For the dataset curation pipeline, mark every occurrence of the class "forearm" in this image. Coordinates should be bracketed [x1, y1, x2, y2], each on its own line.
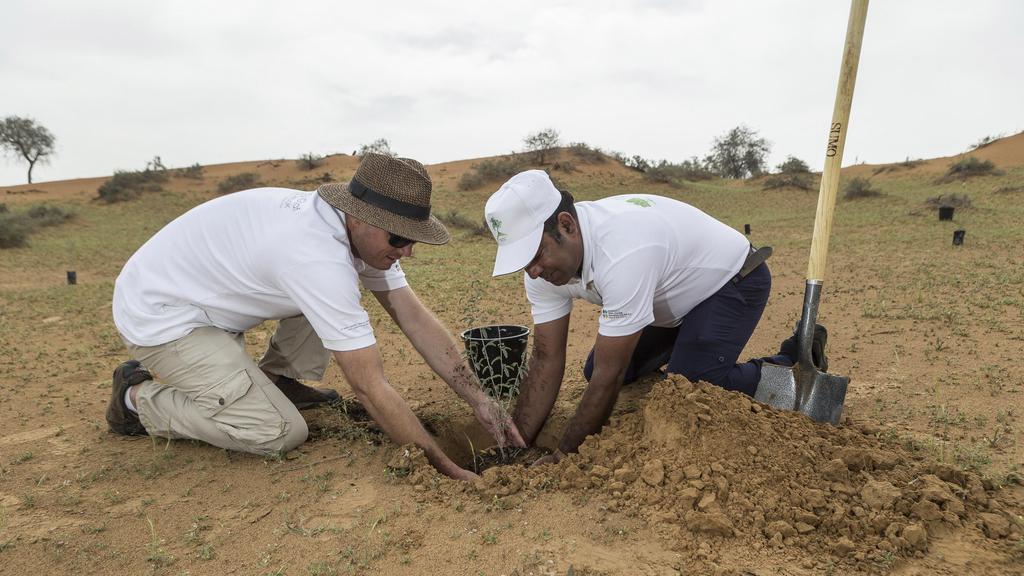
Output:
[512, 344, 565, 445]
[352, 375, 462, 475]
[557, 363, 624, 454]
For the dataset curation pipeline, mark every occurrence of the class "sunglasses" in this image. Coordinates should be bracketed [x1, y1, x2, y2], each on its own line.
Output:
[388, 233, 415, 249]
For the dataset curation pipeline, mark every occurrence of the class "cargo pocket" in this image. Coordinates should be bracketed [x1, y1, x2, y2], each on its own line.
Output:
[194, 369, 287, 451]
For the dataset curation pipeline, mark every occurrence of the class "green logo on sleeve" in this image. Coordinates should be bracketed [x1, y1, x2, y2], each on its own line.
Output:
[626, 197, 654, 208]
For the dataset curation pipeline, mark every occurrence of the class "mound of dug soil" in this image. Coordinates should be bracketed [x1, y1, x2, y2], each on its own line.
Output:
[396, 376, 1022, 573]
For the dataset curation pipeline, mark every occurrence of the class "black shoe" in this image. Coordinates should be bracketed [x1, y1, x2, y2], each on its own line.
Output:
[107, 360, 150, 436]
[272, 376, 340, 410]
[778, 324, 829, 372]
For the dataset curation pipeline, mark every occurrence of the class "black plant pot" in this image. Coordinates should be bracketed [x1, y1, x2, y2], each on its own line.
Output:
[938, 206, 954, 221]
[460, 325, 530, 400]
[953, 229, 965, 246]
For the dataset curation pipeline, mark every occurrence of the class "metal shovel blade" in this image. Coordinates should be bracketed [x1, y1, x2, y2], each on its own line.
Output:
[754, 281, 849, 424]
[754, 362, 848, 424]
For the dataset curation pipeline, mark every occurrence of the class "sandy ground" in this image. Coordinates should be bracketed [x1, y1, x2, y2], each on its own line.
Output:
[1, 137, 1022, 575]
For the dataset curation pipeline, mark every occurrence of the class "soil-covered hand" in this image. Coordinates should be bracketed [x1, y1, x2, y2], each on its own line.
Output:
[529, 450, 564, 468]
[446, 466, 480, 481]
[473, 399, 527, 449]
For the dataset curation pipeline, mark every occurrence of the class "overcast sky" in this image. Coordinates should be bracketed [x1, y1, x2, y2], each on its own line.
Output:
[1, 0, 1021, 186]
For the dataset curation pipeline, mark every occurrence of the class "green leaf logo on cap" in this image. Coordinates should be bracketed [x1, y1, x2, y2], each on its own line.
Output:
[626, 197, 654, 208]
[489, 216, 508, 242]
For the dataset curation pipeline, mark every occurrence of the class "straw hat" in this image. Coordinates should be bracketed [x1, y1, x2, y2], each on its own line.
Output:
[317, 153, 450, 245]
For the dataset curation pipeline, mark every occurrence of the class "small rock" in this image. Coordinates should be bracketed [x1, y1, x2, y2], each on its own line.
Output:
[794, 522, 815, 534]
[590, 465, 612, 479]
[746, 446, 758, 456]
[911, 499, 942, 521]
[642, 459, 665, 486]
[684, 464, 702, 479]
[697, 492, 717, 510]
[918, 474, 955, 503]
[833, 537, 856, 556]
[613, 466, 638, 484]
[943, 497, 966, 516]
[766, 520, 797, 538]
[794, 510, 820, 527]
[822, 459, 849, 482]
[803, 488, 827, 509]
[979, 512, 1010, 539]
[902, 523, 928, 550]
[860, 480, 901, 510]
[678, 487, 700, 509]
[838, 447, 874, 471]
[684, 511, 735, 537]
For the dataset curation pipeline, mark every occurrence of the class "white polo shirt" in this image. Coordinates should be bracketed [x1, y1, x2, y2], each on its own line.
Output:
[524, 194, 749, 337]
[112, 188, 407, 351]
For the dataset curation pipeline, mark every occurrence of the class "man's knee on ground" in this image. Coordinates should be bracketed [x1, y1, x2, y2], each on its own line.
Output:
[673, 364, 731, 388]
[277, 417, 309, 453]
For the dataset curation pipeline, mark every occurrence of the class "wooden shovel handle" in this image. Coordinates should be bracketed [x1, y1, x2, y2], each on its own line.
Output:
[808, 0, 869, 282]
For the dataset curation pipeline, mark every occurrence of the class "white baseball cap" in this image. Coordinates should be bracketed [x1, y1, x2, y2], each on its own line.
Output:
[485, 170, 562, 277]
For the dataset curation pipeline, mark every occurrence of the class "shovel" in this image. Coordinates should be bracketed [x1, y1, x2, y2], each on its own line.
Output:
[753, 0, 869, 424]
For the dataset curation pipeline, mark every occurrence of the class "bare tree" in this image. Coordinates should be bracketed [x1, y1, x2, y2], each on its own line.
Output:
[523, 128, 561, 165]
[0, 116, 56, 184]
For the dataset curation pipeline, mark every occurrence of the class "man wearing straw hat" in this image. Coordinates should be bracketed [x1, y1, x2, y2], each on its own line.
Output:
[108, 153, 523, 480]
[484, 170, 826, 464]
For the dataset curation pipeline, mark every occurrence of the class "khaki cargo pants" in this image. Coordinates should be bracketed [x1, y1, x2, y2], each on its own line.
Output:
[122, 316, 331, 456]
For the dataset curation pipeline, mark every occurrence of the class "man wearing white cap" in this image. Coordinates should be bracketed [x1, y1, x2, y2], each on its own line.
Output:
[485, 170, 825, 463]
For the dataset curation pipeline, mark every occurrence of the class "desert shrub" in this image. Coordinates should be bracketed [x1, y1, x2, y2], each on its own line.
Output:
[296, 153, 324, 170]
[776, 156, 810, 174]
[27, 203, 74, 226]
[523, 128, 560, 165]
[0, 203, 7, 213]
[97, 168, 169, 203]
[217, 172, 262, 195]
[358, 138, 395, 157]
[621, 155, 650, 172]
[0, 214, 28, 248]
[175, 163, 204, 179]
[436, 209, 490, 237]
[457, 155, 528, 191]
[843, 177, 882, 200]
[873, 157, 924, 175]
[969, 134, 1004, 151]
[567, 142, 607, 164]
[631, 158, 714, 185]
[936, 156, 1001, 183]
[925, 193, 972, 209]
[641, 161, 676, 186]
[764, 172, 815, 191]
[673, 157, 715, 181]
[552, 159, 576, 172]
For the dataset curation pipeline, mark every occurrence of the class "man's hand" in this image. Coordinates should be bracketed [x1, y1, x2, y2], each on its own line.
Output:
[448, 467, 481, 481]
[530, 449, 565, 467]
[472, 398, 527, 449]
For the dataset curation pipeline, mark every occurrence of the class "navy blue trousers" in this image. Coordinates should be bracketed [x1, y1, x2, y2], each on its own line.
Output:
[583, 262, 789, 397]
